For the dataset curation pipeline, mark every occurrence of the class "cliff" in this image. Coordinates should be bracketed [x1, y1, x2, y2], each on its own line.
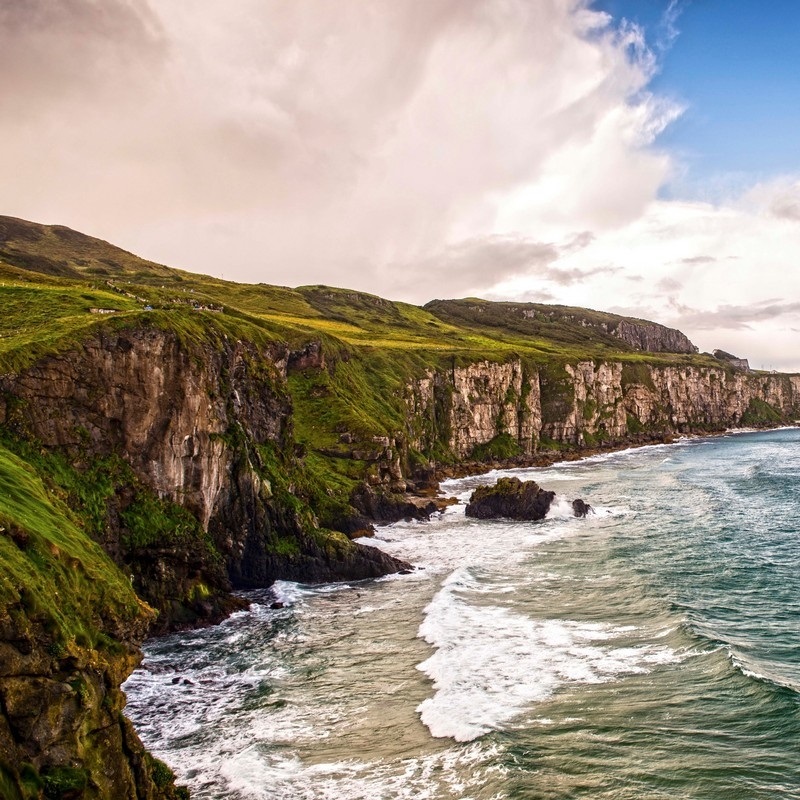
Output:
[0, 444, 185, 799]
[0, 323, 406, 628]
[1, 215, 798, 798]
[404, 359, 800, 461]
[424, 298, 699, 354]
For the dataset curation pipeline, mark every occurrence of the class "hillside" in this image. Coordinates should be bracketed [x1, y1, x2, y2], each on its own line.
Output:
[1, 215, 798, 798]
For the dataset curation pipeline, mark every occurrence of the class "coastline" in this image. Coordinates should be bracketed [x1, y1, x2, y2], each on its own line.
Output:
[425, 423, 800, 487]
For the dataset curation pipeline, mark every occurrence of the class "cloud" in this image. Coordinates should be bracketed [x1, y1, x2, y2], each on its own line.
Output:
[741, 177, 800, 222]
[386, 234, 623, 301]
[681, 255, 716, 265]
[384, 236, 559, 300]
[0, 0, 680, 291]
[767, 190, 800, 222]
[670, 300, 800, 331]
[0, 1, 165, 116]
[657, 0, 685, 52]
[657, 277, 682, 291]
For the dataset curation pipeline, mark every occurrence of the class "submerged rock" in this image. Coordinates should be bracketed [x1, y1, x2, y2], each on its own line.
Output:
[572, 498, 593, 518]
[465, 477, 555, 520]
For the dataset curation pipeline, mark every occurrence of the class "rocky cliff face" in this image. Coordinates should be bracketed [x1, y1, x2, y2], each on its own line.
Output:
[0, 326, 405, 624]
[611, 319, 697, 354]
[405, 359, 800, 459]
[0, 607, 183, 800]
[405, 360, 541, 459]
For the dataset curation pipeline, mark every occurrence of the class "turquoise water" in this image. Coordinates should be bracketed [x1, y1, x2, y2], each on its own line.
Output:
[125, 429, 800, 799]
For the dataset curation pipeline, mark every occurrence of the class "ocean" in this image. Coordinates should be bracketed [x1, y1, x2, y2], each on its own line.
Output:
[124, 428, 800, 799]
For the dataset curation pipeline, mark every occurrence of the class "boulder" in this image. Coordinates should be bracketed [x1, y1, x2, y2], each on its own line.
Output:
[465, 477, 555, 520]
[572, 498, 593, 518]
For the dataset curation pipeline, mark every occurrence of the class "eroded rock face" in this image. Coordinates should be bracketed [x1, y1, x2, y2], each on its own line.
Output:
[0, 328, 409, 612]
[407, 358, 800, 458]
[406, 360, 541, 459]
[0, 328, 289, 531]
[0, 605, 183, 800]
[465, 477, 555, 520]
[612, 319, 697, 354]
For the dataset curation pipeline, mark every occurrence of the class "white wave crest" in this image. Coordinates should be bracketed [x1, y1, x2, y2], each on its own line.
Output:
[416, 568, 676, 742]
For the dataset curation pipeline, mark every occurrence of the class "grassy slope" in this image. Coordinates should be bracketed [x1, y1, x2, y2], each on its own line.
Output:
[0, 442, 150, 654]
[0, 217, 721, 368]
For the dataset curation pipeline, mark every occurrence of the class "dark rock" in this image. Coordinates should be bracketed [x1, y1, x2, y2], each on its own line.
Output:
[572, 498, 593, 518]
[269, 601, 285, 610]
[465, 477, 555, 520]
[287, 340, 325, 371]
[350, 484, 436, 525]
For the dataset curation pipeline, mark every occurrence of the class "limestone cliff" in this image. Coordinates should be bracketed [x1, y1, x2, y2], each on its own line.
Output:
[405, 360, 540, 459]
[404, 358, 800, 460]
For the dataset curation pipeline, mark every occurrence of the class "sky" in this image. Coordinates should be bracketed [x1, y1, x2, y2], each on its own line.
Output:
[2, 0, 800, 370]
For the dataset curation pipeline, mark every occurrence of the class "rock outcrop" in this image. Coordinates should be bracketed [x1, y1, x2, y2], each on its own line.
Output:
[713, 349, 750, 371]
[465, 477, 555, 520]
[0, 326, 409, 626]
[0, 611, 184, 800]
[572, 499, 593, 517]
[612, 319, 697, 354]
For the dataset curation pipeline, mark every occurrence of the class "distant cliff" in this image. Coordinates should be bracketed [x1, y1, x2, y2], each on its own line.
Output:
[403, 358, 799, 462]
[424, 298, 699, 354]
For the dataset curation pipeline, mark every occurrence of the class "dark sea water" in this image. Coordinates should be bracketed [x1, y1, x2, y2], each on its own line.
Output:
[124, 428, 800, 799]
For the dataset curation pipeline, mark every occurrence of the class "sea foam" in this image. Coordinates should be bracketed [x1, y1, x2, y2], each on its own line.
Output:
[416, 567, 676, 742]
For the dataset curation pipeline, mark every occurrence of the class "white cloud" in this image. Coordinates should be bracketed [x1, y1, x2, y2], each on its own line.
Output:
[490, 194, 800, 370]
[0, 0, 677, 285]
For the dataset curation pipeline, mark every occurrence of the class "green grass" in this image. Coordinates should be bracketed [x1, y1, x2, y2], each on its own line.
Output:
[0, 442, 150, 653]
[0, 216, 735, 381]
[471, 432, 522, 462]
[741, 398, 784, 426]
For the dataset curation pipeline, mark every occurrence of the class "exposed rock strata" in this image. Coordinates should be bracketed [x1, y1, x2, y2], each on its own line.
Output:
[0, 580, 182, 799]
[0, 327, 408, 618]
[405, 359, 800, 459]
[612, 319, 697, 354]
[405, 360, 540, 459]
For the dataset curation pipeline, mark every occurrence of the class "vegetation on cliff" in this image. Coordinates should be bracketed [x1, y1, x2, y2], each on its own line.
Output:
[0, 443, 184, 799]
[1, 214, 799, 798]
